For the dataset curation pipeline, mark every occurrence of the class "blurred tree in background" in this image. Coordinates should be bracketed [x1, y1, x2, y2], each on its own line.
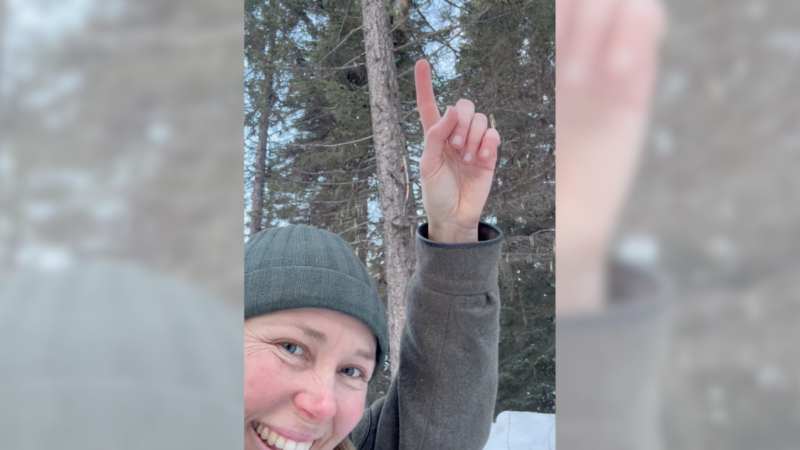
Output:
[1, 0, 243, 302]
[244, 0, 554, 415]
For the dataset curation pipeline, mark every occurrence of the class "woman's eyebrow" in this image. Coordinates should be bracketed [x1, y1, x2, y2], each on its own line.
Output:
[355, 349, 375, 362]
[287, 321, 327, 344]
[283, 321, 374, 361]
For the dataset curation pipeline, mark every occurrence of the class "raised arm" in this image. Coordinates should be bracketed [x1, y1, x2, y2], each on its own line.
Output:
[349, 59, 503, 450]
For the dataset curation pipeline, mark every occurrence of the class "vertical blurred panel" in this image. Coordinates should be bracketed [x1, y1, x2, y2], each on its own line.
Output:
[558, 0, 800, 448]
[626, 0, 800, 448]
[0, 0, 243, 448]
[555, 0, 671, 448]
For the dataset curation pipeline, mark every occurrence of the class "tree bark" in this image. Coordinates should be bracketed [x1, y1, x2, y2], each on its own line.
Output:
[248, 0, 278, 238]
[361, 0, 417, 379]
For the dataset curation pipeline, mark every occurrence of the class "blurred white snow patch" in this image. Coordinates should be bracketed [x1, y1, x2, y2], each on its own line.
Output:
[0, 146, 16, 189]
[483, 411, 555, 450]
[147, 120, 172, 145]
[614, 233, 660, 267]
[764, 30, 800, 57]
[15, 243, 74, 271]
[25, 167, 94, 191]
[651, 127, 674, 156]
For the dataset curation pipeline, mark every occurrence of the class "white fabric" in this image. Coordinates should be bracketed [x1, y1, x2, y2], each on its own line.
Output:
[483, 411, 556, 450]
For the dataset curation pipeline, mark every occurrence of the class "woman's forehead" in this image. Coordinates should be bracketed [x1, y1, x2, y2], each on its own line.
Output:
[267, 307, 357, 323]
[249, 308, 376, 348]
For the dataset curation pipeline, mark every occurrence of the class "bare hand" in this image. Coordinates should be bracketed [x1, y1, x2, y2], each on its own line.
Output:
[415, 59, 501, 243]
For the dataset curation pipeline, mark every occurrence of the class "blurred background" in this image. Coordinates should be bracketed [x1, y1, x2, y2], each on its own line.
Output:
[1, 1, 243, 448]
[1, 0, 242, 302]
[626, 0, 800, 447]
[557, 0, 800, 448]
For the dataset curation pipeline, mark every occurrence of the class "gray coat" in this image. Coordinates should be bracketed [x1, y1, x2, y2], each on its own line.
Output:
[350, 223, 503, 450]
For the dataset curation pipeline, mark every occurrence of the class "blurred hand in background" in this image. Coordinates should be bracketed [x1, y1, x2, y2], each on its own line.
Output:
[556, 0, 666, 314]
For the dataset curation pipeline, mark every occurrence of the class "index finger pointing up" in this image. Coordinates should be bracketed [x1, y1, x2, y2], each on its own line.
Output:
[415, 59, 441, 135]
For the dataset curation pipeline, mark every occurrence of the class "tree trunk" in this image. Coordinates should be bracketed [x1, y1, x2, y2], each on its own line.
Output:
[248, 0, 278, 238]
[361, 0, 416, 379]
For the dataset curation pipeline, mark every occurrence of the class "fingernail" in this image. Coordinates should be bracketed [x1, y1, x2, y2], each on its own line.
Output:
[463, 153, 472, 163]
[481, 149, 490, 158]
[452, 136, 462, 146]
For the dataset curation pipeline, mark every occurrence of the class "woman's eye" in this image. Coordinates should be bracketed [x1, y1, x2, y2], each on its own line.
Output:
[281, 343, 304, 356]
[341, 367, 362, 378]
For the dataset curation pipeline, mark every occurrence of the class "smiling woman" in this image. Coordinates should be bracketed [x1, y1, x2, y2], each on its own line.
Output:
[244, 59, 504, 450]
[245, 307, 377, 450]
[244, 224, 389, 450]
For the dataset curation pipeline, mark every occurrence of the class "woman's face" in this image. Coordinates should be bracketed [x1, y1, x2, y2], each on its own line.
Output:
[245, 308, 377, 450]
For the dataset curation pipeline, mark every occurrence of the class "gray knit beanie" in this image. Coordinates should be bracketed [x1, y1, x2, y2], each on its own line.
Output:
[245, 224, 389, 368]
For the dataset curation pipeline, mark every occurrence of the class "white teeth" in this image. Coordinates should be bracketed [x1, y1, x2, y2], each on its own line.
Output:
[254, 424, 314, 450]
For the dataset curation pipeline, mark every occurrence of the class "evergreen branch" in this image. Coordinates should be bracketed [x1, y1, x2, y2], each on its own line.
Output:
[289, 164, 377, 175]
[440, 0, 468, 12]
[395, 4, 492, 54]
[288, 135, 373, 148]
[318, 25, 363, 65]
[284, 178, 370, 186]
[388, 0, 432, 34]
[335, 0, 355, 46]
[320, 5, 487, 80]
[312, 196, 376, 204]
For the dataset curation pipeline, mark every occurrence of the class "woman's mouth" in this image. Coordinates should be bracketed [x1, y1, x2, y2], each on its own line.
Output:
[252, 421, 316, 450]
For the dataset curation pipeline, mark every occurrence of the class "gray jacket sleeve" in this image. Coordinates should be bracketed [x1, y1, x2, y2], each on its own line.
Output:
[350, 222, 503, 450]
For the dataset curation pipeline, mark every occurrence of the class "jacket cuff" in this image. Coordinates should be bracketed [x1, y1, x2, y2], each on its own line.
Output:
[414, 222, 503, 295]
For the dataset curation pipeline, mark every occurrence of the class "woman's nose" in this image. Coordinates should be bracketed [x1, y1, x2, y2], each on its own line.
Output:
[294, 373, 337, 422]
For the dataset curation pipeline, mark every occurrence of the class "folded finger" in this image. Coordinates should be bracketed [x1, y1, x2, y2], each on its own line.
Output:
[423, 106, 459, 162]
[475, 128, 500, 170]
[449, 99, 475, 150]
[556, 0, 578, 45]
[461, 113, 487, 164]
[561, 0, 622, 85]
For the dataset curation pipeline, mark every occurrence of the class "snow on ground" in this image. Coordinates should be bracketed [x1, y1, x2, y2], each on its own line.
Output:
[483, 411, 556, 450]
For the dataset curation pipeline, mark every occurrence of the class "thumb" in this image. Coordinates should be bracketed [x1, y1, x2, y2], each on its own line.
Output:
[424, 106, 459, 158]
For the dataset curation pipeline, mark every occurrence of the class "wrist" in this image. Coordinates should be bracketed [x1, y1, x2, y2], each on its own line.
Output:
[556, 259, 608, 315]
[427, 221, 479, 244]
[556, 242, 609, 315]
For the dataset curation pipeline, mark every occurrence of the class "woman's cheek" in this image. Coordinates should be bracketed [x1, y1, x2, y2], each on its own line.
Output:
[245, 347, 288, 415]
[335, 388, 368, 440]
